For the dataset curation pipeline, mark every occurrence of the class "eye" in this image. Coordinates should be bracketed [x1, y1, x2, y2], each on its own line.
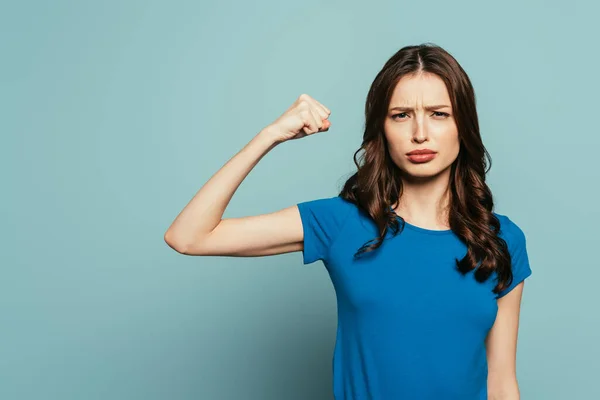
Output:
[432, 111, 449, 118]
[392, 112, 408, 120]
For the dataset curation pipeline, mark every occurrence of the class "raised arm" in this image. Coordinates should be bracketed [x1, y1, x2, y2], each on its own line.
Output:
[163, 94, 331, 256]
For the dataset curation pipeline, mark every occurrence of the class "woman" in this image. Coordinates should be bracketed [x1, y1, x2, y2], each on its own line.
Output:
[164, 43, 532, 400]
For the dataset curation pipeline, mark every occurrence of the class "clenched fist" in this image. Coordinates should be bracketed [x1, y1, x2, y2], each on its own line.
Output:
[263, 94, 332, 143]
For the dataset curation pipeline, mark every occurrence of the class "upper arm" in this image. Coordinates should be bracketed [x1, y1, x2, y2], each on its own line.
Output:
[486, 281, 525, 395]
[174, 195, 352, 263]
[176, 204, 305, 256]
[486, 214, 533, 395]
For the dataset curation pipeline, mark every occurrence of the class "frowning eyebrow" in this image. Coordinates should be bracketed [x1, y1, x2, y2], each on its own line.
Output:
[389, 105, 451, 111]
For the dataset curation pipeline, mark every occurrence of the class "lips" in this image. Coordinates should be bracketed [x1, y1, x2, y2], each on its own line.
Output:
[406, 149, 437, 164]
[406, 149, 436, 155]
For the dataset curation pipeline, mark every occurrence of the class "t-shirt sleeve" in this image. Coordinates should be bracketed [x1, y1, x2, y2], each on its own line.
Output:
[296, 196, 352, 265]
[496, 216, 533, 299]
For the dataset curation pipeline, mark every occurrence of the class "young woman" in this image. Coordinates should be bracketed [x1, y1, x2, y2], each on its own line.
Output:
[164, 43, 532, 400]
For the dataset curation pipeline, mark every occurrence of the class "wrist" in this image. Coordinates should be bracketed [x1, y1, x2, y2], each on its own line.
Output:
[249, 127, 281, 154]
[257, 126, 283, 147]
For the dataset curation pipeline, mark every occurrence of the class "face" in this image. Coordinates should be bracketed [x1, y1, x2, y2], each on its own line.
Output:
[383, 72, 460, 181]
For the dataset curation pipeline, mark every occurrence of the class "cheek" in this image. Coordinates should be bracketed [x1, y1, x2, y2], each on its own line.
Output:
[432, 121, 458, 143]
[384, 124, 411, 150]
[439, 130, 461, 161]
[384, 136, 408, 163]
[449, 131, 460, 152]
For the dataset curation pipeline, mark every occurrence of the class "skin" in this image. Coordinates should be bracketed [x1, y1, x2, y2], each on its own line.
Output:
[384, 72, 525, 399]
[164, 85, 525, 398]
[486, 285, 525, 399]
[383, 71, 459, 231]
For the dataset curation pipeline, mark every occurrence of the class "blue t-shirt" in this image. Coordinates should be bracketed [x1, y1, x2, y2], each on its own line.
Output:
[296, 195, 532, 400]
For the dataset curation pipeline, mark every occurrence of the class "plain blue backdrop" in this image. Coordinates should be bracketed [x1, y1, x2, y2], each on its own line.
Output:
[2, 0, 598, 398]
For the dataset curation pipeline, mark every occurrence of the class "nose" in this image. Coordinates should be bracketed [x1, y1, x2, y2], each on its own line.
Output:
[411, 119, 428, 144]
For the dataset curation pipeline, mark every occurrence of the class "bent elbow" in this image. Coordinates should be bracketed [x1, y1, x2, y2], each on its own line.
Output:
[164, 231, 189, 254]
[164, 231, 211, 256]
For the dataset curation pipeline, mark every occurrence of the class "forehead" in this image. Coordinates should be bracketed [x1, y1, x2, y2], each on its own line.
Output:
[389, 72, 451, 105]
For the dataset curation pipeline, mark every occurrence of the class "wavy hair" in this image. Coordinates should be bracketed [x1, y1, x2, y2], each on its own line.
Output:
[339, 43, 513, 296]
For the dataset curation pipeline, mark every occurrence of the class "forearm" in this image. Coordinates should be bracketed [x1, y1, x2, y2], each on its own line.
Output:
[488, 385, 520, 400]
[164, 128, 280, 250]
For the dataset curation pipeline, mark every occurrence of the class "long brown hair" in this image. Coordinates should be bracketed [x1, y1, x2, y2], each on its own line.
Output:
[339, 43, 513, 296]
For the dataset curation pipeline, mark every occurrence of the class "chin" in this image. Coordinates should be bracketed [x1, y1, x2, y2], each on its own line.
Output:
[400, 163, 448, 180]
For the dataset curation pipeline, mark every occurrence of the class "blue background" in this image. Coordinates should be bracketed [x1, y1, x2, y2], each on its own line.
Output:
[2, 0, 598, 398]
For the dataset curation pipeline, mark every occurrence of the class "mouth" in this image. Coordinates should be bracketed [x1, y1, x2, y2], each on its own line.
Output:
[406, 149, 436, 155]
[406, 152, 437, 163]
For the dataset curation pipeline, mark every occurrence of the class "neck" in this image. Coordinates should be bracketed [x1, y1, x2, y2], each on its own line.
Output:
[392, 168, 452, 230]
